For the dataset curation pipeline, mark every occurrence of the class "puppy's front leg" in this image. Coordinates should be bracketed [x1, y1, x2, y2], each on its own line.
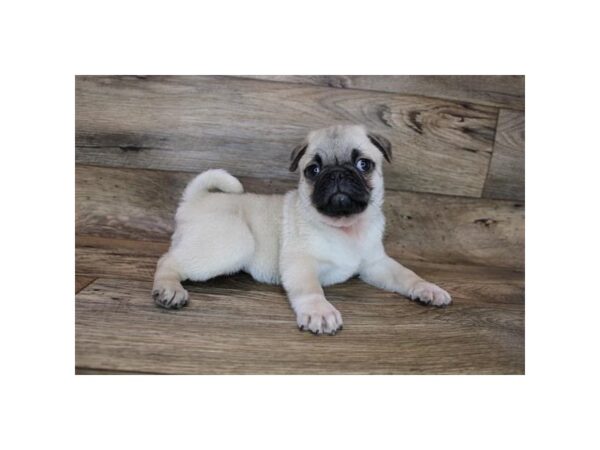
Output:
[281, 254, 343, 335]
[360, 251, 452, 307]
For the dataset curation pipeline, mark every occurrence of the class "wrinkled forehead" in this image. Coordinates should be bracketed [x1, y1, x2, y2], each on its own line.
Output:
[305, 126, 380, 163]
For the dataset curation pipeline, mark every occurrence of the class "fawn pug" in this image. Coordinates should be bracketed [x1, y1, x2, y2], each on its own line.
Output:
[153, 125, 451, 335]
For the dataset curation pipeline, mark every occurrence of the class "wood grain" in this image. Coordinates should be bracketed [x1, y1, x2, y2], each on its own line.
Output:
[76, 367, 154, 375]
[242, 75, 525, 110]
[76, 165, 524, 269]
[75, 236, 524, 307]
[384, 191, 524, 269]
[76, 236, 167, 281]
[483, 109, 525, 201]
[76, 75, 499, 197]
[76, 277, 523, 374]
[75, 276, 95, 293]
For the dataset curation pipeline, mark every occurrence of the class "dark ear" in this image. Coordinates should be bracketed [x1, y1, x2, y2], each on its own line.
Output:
[367, 132, 392, 163]
[289, 141, 308, 172]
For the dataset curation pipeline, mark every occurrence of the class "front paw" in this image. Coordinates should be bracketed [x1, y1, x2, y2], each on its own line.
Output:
[293, 295, 343, 335]
[410, 281, 452, 307]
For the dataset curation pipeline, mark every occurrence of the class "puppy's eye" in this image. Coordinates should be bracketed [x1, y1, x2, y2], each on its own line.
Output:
[356, 158, 372, 172]
[304, 164, 321, 178]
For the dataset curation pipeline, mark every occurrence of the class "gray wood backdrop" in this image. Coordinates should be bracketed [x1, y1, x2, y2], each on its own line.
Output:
[76, 75, 524, 200]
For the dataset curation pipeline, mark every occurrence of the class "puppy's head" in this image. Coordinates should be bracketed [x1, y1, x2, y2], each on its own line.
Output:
[290, 125, 392, 224]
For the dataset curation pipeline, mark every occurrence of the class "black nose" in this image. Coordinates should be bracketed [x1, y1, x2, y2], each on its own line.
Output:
[328, 169, 348, 182]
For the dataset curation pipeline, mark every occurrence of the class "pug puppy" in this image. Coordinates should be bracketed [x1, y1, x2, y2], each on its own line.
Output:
[153, 124, 451, 335]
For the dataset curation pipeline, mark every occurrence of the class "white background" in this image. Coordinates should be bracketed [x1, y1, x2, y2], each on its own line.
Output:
[1, 0, 599, 448]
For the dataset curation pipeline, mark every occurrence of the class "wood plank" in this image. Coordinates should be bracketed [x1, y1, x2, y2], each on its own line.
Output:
[384, 190, 524, 269]
[76, 367, 154, 375]
[75, 276, 95, 294]
[242, 75, 525, 110]
[76, 236, 166, 281]
[76, 165, 524, 269]
[483, 109, 525, 201]
[76, 75, 498, 197]
[75, 165, 293, 242]
[76, 235, 169, 255]
[76, 277, 523, 374]
[75, 236, 524, 306]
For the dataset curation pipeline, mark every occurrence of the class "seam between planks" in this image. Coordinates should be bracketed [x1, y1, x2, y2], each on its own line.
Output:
[480, 108, 503, 198]
[480, 109, 525, 201]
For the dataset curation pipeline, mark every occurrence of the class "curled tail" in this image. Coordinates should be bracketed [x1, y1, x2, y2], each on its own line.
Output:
[182, 169, 244, 202]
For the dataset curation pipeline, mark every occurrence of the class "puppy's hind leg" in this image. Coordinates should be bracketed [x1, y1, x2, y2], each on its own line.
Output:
[154, 214, 256, 309]
[152, 253, 189, 309]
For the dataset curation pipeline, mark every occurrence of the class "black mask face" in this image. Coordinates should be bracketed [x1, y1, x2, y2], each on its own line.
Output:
[304, 153, 373, 217]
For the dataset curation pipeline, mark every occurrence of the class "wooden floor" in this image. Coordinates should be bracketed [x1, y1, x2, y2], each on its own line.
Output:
[76, 75, 525, 374]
